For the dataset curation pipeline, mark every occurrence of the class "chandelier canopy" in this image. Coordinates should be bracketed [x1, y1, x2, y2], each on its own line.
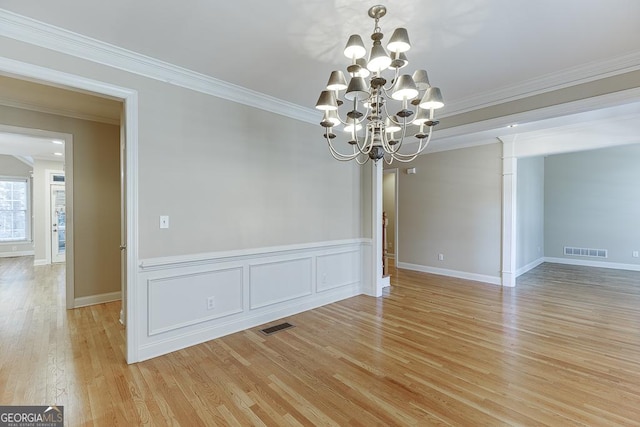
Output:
[315, 5, 444, 164]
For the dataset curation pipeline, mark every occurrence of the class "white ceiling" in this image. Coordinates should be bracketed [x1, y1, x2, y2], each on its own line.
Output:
[0, 0, 639, 154]
[0, 131, 65, 164]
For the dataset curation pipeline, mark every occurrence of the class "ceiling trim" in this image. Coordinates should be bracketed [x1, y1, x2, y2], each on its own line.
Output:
[0, 9, 318, 124]
[442, 50, 640, 117]
[434, 86, 640, 142]
[1, 10, 639, 128]
[0, 97, 119, 125]
[13, 155, 33, 167]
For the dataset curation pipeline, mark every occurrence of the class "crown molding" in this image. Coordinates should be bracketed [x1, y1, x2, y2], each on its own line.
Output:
[442, 50, 640, 117]
[0, 9, 318, 124]
[1, 9, 639, 126]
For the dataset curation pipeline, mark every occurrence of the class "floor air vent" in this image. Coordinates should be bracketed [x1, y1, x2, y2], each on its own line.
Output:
[564, 246, 607, 258]
[259, 322, 295, 336]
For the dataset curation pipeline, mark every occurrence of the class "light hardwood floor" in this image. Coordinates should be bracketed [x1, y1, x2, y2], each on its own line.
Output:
[1, 256, 640, 426]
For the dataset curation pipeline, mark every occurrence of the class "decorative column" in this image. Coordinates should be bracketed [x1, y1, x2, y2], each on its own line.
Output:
[501, 136, 517, 287]
[363, 160, 391, 297]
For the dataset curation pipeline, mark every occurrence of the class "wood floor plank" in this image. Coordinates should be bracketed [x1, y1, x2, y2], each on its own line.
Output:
[2, 256, 640, 426]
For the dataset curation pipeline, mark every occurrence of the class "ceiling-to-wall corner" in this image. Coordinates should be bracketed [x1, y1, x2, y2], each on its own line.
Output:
[0, 9, 318, 125]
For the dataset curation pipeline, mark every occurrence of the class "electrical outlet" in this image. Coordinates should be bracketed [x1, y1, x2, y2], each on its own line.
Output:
[159, 215, 169, 229]
[207, 296, 215, 310]
[633, 251, 639, 258]
[321, 273, 327, 284]
[438, 253, 444, 261]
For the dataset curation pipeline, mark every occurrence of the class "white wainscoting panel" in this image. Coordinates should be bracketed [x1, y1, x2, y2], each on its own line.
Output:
[316, 250, 360, 292]
[136, 239, 368, 361]
[249, 258, 312, 310]
[148, 267, 243, 335]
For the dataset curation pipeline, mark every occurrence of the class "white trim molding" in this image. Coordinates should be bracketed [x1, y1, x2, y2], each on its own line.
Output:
[74, 291, 122, 308]
[0, 250, 34, 258]
[442, 50, 640, 117]
[2, 9, 639, 128]
[544, 257, 640, 272]
[516, 257, 545, 277]
[136, 239, 366, 362]
[501, 137, 518, 287]
[0, 9, 317, 125]
[397, 262, 501, 286]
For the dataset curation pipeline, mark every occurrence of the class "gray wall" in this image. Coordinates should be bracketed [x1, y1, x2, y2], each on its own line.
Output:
[0, 155, 33, 255]
[516, 156, 545, 271]
[545, 144, 640, 265]
[0, 35, 363, 260]
[397, 143, 503, 278]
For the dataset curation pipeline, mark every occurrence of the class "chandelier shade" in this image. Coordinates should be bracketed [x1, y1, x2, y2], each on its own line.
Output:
[367, 43, 392, 72]
[419, 87, 445, 110]
[315, 4, 445, 164]
[315, 90, 338, 111]
[387, 28, 411, 53]
[391, 74, 419, 101]
[345, 77, 370, 101]
[344, 35, 367, 59]
[326, 71, 347, 91]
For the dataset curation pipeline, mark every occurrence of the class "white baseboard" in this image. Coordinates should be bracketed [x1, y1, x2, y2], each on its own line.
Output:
[33, 258, 48, 266]
[544, 257, 640, 272]
[74, 291, 122, 308]
[516, 257, 545, 277]
[0, 250, 34, 258]
[397, 262, 501, 285]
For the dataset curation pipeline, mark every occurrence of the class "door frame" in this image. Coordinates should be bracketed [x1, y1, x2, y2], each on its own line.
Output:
[0, 57, 140, 363]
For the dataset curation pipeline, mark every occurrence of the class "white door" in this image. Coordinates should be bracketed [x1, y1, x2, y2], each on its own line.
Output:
[51, 184, 66, 263]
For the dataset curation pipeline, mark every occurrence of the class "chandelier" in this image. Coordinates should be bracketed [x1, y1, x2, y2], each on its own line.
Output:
[315, 5, 445, 164]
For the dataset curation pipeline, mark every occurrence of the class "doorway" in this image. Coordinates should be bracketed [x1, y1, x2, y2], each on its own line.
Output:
[50, 181, 65, 263]
[383, 168, 398, 271]
[0, 61, 139, 362]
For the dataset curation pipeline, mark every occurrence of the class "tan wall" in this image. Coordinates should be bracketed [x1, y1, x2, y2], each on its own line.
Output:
[0, 105, 121, 298]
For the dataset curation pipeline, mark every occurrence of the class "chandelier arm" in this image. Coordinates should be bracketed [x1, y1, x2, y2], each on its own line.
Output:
[380, 67, 400, 95]
[326, 141, 360, 161]
[390, 153, 419, 163]
[381, 115, 409, 154]
[355, 154, 369, 165]
[353, 125, 374, 155]
[388, 127, 434, 160]
[324, 130, 361, 161]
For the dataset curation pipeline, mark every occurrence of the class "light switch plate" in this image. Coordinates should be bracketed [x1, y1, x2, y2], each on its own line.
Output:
[160, 215, 169, 229]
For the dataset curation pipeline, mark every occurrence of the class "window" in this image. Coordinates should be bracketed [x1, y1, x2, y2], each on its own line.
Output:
[0, 178, 29, 242]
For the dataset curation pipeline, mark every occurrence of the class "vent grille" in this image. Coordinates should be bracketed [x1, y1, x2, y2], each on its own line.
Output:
[259, 322, 295, 336]
[564, 246, 607, 258]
